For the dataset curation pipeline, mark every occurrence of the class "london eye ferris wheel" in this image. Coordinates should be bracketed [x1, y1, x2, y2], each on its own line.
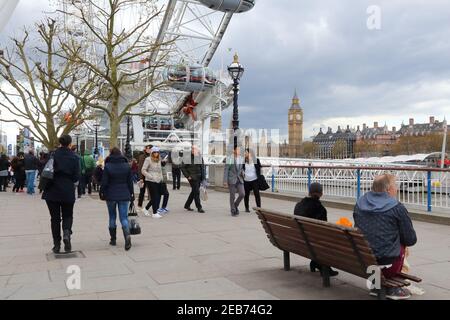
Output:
[53, 0, 256, 148]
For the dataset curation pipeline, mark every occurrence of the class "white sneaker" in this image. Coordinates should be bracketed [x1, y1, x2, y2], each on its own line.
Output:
[143, 209, 151, 217]
[152, 213, 162, 219]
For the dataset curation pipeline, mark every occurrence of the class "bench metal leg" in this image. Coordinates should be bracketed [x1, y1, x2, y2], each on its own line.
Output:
[283, 251, 290, 271]
[377, 287, 387, 300]
[322, 266, 330, 287]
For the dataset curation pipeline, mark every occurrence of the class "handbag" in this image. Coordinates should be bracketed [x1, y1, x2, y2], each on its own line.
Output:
[128, 201, 141, 235]
[257, 175, 270, 191]
[41, 153, 54, 179]
[200, 181, 208, 202]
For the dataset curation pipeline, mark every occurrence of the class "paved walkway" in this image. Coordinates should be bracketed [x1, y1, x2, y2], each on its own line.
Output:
[0, 187, 449, 300]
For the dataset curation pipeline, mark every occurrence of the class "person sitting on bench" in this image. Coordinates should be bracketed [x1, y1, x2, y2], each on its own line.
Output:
[353, 174, 417, 300]
[294, 182, 338, 277]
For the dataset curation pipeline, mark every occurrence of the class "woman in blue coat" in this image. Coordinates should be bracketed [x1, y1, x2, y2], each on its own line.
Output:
[100, 147, 134, 251]
[42, 135, 80, 253]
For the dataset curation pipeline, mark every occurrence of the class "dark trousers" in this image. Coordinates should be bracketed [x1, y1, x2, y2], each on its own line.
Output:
[244, 180, 261, 210]
[13, 173, 25, 192]
[185, 179, 202, 210]
[0, 176, 7, 191]
[138, 184, 147, 207]
[78, 174, 92, 195]
[145, 181, 162, 214]
[161, 183, 169, 208]
[46, 201, 74, 243]
[172, 168, 181, 190]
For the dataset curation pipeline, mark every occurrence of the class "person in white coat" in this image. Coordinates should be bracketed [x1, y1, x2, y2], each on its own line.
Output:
[141, 147, 166, 219]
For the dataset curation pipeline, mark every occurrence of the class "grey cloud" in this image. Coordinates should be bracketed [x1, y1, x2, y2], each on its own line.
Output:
[214, 0, 450, 136]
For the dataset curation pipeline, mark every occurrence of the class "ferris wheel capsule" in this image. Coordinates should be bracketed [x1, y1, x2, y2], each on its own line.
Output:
[164, 64, 217, 92]
[197, 0, 255, 13]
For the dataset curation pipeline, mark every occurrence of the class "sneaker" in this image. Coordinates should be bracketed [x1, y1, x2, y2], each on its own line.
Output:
[152, 213, 162, 219]
[198, 208, 205, 213]
[162, 208, 169, 213]
[143, 209, 151, 217]
[386, 287, 411, 300]
[156, 208, 165, 214]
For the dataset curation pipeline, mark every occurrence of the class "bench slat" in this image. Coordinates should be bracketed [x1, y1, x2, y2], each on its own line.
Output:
[300, 227, 374, 256]
[273, 236, 369, 277]
[300, 222, 371, 250]
[398, 273, 422, 283]
[267, 221, 377, 265]
[255, 208, 422, 291]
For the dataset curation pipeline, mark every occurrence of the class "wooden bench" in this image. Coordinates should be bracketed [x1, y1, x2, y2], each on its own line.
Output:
[254, 207, 422, 299]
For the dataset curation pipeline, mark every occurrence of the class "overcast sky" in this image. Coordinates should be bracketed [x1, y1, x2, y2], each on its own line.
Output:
[1, 0, 450, 146]
[216, 0, 450, 140]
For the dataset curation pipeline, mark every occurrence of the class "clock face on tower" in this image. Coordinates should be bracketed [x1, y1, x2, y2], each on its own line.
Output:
[289, 115, 293, 121]
[296, 114, 302, 121]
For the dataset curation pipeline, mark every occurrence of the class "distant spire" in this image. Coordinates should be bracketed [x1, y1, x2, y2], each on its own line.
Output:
[290, 89, 301, 109]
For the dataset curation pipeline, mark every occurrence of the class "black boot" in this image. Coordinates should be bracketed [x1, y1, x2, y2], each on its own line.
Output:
[109, 227, 117, 246]
[122, 227, 132, 251]
[310, 260, 320, 272]
[52, 240, 61, 254]
[63, 229, 72, 253]
[320, 266, 339, 277]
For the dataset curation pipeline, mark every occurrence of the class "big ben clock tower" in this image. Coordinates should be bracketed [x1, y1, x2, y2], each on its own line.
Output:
[288, 90, 303, 158]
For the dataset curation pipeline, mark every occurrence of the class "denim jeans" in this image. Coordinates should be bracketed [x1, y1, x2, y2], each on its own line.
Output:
[106, 201, 129, 229]
[25, 170, 36, 194]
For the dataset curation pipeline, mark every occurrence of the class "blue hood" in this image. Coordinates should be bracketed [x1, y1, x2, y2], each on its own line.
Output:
[356, 192, 399, 213]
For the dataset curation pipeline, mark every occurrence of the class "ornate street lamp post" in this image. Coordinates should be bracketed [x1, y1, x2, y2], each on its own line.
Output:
[93, 122, 100, 158]
[74, 131, 80, 153]
[227, 53, 245, 150]
[125, 112, 132, 160]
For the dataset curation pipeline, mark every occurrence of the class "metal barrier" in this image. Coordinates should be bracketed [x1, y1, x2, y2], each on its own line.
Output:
[262, 165, 450, 213]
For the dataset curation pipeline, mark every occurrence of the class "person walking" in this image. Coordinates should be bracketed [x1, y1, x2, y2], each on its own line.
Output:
[100, 148, 134, 251]
[78, 150, 95, 197]
[131, 158, 139, 183]
[141, 146, 164, 218]
[159, 158, 170, 214]
[24, 150, 39, 195]
[92, 157, 104, 192]
[223, 146, 245, 216]
[137, 145, 152, 211]
[42, 135, 80, 253]
[171, 152, 182, 190]
[11, 153, 26, 193]
[294, 182, 339, 277]
[0, 154, 10, 192]
[243, 148, 262, 213]
[181, 145, 205, 213]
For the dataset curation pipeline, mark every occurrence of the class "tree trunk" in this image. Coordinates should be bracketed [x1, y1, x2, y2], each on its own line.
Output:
[109, 96, 120, 148]
[109, 118, 119, 148]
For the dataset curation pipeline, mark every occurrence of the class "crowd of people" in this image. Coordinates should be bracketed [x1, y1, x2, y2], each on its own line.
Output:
[0, 135, 265, 255]
[1, 134, 420, 300]
[0, 150, 49, 193]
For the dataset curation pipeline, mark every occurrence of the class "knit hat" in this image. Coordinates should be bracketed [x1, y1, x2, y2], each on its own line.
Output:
[309, 182, 323, 195]
[151, 146, 160, 153]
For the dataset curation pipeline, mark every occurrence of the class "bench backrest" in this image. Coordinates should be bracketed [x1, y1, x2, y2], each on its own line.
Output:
[255, 208, 378, 279]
